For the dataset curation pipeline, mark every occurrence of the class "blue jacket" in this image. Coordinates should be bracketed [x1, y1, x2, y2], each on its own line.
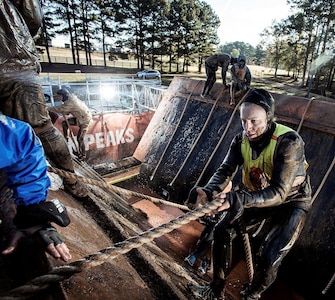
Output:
[0, 114, 50, 205]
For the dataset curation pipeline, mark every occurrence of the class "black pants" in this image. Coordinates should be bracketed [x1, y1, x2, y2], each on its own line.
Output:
[202, 64, 217, 95]
[211, 205, 307, 295]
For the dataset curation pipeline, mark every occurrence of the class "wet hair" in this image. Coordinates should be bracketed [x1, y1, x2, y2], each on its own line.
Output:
[242, 88, 275, 121]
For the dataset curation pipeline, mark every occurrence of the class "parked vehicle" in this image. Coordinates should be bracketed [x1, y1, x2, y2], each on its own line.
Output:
[136, 69, 161, 79]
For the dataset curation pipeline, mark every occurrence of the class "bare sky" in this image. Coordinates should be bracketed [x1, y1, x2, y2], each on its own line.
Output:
[204, 0, 291, 47]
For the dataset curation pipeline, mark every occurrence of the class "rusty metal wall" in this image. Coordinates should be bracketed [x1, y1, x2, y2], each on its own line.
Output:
[135, 77, 335, 299]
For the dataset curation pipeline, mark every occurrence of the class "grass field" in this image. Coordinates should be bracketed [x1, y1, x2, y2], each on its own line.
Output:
[39, 46, 287, 85]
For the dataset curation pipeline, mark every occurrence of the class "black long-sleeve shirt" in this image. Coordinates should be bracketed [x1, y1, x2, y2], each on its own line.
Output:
[203, 122, 312, 211]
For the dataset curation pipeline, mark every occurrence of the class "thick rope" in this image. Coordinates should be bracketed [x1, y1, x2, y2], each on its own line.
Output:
[48, 166, 190, 211]
[0, 197, 227, 299]
[238, 219, 254, 283]
[52, 165, 255, 284]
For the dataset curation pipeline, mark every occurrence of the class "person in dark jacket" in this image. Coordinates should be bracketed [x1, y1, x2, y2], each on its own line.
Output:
[0, 114, 72, 262]
[201, 54, 235, 98]
[186, 88, 312, 300]
[0, 0, 87, 197]
[48, 89, 92, 160]
[230, 55, 252, 105]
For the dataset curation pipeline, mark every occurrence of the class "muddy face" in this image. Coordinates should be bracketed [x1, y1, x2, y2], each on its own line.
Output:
[240, 102, 268, 141]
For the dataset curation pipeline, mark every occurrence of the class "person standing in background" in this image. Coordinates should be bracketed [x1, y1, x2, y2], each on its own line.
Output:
[201, 54, 235, 98]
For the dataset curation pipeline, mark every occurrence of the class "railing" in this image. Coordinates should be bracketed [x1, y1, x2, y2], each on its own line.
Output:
[42, 77, 167, 114]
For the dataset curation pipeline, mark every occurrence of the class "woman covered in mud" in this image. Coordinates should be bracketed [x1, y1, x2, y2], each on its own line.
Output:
[186, 88, 312, 300]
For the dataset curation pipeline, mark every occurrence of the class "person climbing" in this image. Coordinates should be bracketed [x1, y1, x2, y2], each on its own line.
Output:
[230, 55, 252, 105]
[201, 54, 235, 98]
[48, 89, 92, 160]
[0, 114, 72, 262]
[0, 0, 87, 197]
[186, 88, 312, 300]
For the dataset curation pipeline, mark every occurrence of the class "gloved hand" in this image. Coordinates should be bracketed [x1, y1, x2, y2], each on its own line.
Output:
[2, 225, 72, 262]
[36, 225, 71, 262]
[37, 226, 64, 246]
[237, 81, 244, 90]
[215, 192, 244, 226]
[185, 186, 210, 210]
[242, 84, 249, 91]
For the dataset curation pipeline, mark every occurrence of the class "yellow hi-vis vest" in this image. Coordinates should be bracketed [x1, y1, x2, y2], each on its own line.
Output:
[241, 124, 293, 191]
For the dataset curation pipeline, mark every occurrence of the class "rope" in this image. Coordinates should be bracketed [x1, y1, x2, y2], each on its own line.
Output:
[0, 197, 227, 299]
[316, 153, 335, 294]
[239, 221, 254, 283]
[48, 166, 190, 211]
[322, 272, 335, 295]
[150, 81, 201, 181]
[195, 94, 246, 186]
[243, 232, 254, 283]
[297, 97, 314, 133]
[310, 152, 335, 206]
[169, 89, 223, 186]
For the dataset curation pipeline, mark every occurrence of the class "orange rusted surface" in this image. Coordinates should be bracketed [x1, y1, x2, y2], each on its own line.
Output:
[53, 110, 154, 165]
[134, 77, 335, 299]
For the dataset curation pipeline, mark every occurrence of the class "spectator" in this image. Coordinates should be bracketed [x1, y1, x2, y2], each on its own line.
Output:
[186, 88, 312, 300]
[0, 0, 87, 197]
[0, 114, 71, 262]
[201, 54, 235, 98]
[48, 89, 92, 160]
[230, 55, 252, 105]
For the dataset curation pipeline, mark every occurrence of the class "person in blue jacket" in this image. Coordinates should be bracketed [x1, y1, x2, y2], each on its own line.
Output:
[0, 0, 87, 198]
[0, 114, 72, 262]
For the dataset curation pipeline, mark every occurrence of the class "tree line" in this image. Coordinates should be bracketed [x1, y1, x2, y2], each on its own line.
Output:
[257, 0, 335, 94]
[39, 0, 220, 73]
[38, 0, 334, 95]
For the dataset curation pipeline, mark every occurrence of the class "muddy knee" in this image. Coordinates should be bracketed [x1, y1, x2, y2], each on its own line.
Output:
[35, 124, 76, 184]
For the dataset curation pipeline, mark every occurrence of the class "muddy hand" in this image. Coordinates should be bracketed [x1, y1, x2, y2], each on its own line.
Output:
[194, 188, 209, 208]
[213, 192, 231, 213]
[1, 225, 43, 255]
